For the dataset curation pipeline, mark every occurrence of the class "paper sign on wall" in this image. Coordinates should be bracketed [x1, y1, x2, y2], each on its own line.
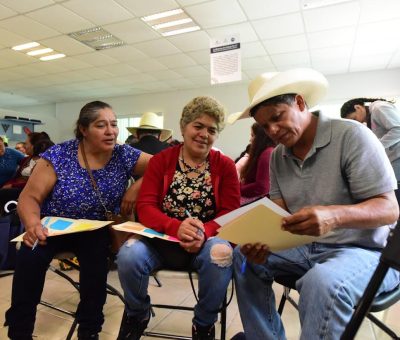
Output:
[210, 34, 241, 85]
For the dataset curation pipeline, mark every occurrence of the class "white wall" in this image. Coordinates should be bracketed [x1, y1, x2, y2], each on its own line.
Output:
[9, 68, 400, 160]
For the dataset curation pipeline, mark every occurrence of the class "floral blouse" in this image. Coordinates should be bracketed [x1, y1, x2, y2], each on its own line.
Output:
[162, 161, 216, 222]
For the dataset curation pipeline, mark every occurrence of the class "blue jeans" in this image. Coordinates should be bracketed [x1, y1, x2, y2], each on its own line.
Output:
[117, 236, 232, 327]
[233, 243, 400, 340]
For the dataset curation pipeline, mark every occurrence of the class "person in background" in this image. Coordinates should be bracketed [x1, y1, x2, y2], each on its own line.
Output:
[229, 69, 399, 340]
[2, 132, 54, 189]
[117, 96, 240, 340]
[238, 123, 275, 205]
[127, 112, 172, 155]
[340, 97, 400, 180]
[0, 136, 25, 188]
[5, 101, 152, 340]
[14, 142, 26, 155]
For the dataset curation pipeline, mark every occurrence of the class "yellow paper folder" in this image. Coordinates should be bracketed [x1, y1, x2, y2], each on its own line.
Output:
[216, 197, 316, 251]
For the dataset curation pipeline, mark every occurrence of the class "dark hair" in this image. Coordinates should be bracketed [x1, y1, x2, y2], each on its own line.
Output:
[240, 123, 275, 182]
[74, 101, 113, 140]
[33, 139, 54, 157]
[234, 144, 251, 163]
[28, 132, 50, 146]
[0, 136, 3, 142]
[136, 128, 161, 139]
[250, 94, 297, 117]
[340, 97, 394, 118]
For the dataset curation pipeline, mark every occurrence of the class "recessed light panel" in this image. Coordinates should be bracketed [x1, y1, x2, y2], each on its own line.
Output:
[68, 27, 124, 50]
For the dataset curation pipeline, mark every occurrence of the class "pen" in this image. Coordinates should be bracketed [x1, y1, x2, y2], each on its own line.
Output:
[32, 217, 50, 251]
[185, 209, 204, 237]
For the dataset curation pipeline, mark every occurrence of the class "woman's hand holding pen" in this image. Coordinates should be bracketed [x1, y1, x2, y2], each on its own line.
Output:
[23, 222, 48, 248]
[178, 218, 205, 253]
[240, 243, 270, 264]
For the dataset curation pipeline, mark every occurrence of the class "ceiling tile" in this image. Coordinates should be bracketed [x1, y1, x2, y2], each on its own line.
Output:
[39, 35, 94, 55]
[0, 15, 60, 40]
[0, 3, 16, 19]
[101, 63, 139, 76]
[30, 61, 69, 74]
[263, 34, 307, 54]
[127, 58, 168, 72]
[241, 41, 267, 58]
[0, 0, 54, 13]
[356, 19, 400, 43]
[174, 65, 209, 77]
[352, 39, 397, 56]
[307, 27, 356, 49]
[114, 0, 179, 17]
[104, 19, 160, 44]
[165, 77, 194, 88]
[78, 67, 115, 80]
[167, 30, 210, 52]
[350, 53, 392, 72]
[7, 64, 46, 77]
[206, 22, 258, 43]
[43, 57, 92, 71]
[0, 27, 31, 48]
[134, 39, 181, 58]
[242, 56, 274, 70]
[147, 69, 183, 81]
[63, 0, 134, 26]
[238, 0, 299, 20]
[0, 69, 26, 81]
[359, 0, 400, 24]
[187, 49, 209, 64]
[303, 2, 360, 32]
[26, 4, 94, 34]
[270, 51, 310, 68]
[0, 49, 37, 66]
[244, 67, 276, 79]
[157, 53, 196, 68]
[313, 60, 349, 75]
[73, 52, 120, 67]
[252, 13, 304, 40]
[310, 45, 352, 64]
[100, 45, 148, 62]
[186, 0, 246, 28]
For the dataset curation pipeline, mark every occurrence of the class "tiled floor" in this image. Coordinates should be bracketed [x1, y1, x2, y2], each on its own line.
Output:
[0, 263, 399, 340]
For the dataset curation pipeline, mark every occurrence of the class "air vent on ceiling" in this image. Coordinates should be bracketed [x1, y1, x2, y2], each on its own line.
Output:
[68, 27, 124, 50]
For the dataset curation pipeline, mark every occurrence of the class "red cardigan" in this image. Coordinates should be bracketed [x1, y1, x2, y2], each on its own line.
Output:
[137, 145, 240, 238]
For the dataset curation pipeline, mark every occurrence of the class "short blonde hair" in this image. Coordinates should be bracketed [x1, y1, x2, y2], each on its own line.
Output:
[180, 96, 226, 132]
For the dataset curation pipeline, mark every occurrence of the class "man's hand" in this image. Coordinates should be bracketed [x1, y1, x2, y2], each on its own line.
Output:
[240, 243, 270, 264]
[282, 205, 337, 236]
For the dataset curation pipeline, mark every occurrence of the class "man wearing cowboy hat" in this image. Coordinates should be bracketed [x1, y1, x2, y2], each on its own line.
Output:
[230, 68, 400, 339]
[127, 112, 172, 155]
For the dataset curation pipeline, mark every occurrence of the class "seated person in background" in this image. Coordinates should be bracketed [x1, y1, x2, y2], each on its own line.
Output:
[2, 132, 54, 189]
[5, 101, 152, 340]
[238, 122, 275, 205]
[340, 97, 400, 181]
[0, 136, 25, 188]
[229, 69, 400, 340]
[117, 96, 240, 340]
[127, 111, 172, 155]
[15, 142, 26, 154]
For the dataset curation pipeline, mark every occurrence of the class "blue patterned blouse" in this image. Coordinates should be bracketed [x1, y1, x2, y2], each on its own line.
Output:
[41, 139, 141, 220]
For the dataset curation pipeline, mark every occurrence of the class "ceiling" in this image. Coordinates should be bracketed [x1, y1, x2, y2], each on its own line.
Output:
[0, 0, 400, 108]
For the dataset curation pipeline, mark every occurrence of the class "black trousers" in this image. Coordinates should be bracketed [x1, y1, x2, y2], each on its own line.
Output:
[5, 227, 110, 339]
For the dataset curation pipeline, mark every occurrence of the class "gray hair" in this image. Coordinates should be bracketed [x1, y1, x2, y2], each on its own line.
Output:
[180, 96, 226, 132]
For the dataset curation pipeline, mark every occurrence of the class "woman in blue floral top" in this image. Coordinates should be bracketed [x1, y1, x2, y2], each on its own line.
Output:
[5, 101, 151, 340]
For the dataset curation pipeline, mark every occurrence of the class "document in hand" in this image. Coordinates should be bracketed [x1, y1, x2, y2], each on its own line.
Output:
[11, 216, 112, 242]
[112, 221, 179, 242]
[215, 197, 317, 251]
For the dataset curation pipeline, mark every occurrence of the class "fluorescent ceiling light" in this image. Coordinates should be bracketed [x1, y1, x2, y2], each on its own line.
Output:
[40, 53, 66, 61]
[12, 42, 40, 51]
[27, 48, 53, 56]
[302, 0, 353, 9]
[142, 9, 183, 22]
[162, 26, 200, 37]
[68, 27, 124, 50]
[153, 18, 193, 30]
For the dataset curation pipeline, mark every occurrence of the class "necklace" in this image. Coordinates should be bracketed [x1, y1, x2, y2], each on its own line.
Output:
[179, 148, 207, 174]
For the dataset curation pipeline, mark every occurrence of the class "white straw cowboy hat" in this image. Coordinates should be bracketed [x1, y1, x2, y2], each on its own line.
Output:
[127, 112, 172, 142]
[229, 68, 328, 123]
